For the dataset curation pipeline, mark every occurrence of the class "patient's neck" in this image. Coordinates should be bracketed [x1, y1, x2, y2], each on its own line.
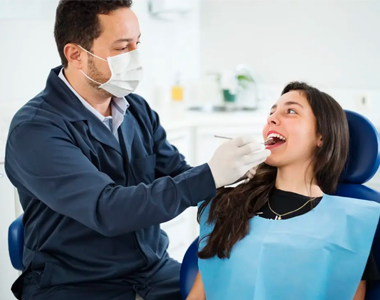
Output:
[275, 164, 323, 198]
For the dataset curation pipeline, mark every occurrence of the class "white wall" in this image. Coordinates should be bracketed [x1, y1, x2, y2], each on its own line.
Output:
[133, 0, 201, 107]
[199, 0, 380, 117]
[0, 0, 201, 121]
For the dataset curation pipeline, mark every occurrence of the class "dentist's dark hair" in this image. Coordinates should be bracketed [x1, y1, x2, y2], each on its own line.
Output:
[54, 0, 133, 68]
[198, 82, 349, 259]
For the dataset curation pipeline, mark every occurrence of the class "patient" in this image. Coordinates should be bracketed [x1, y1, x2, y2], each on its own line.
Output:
[187, 82, 380, 300]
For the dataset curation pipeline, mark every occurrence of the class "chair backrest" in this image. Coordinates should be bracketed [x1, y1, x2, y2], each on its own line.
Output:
[335, 110, 380, 299]
[179, 110, 380, 300]
[8, 214, 24, 271]
[180, 237, 199, 299]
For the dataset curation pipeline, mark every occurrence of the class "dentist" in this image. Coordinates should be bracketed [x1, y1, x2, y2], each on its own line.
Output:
[5, 1, 270, 300]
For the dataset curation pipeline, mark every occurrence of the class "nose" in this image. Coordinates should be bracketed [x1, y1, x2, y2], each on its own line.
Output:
[267, 112, 280, 126]
[129, 43, 138, 51]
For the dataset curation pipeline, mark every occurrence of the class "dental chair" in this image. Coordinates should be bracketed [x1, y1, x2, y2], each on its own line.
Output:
[8, 214, 24, 271]
[179, 110, 380, 300]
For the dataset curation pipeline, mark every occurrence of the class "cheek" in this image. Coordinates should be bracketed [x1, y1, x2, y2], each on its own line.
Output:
[87, 56, 108, 75]
[97, 61, 112, 78]
[288, 127, 318, 156]
[286, 120, 311, 144]
[289, 129, 305, 145]
[262, 124, 269, 140]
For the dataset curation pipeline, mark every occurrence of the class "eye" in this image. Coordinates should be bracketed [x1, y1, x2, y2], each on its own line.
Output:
[287, 109, 296, 114]
[118, 41, 140, 51]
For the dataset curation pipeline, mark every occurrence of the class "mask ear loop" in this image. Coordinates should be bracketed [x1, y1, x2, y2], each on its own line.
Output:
[78, 45, 107, 62]
[80, 70, 102, 85]
[78, 45, 107, 86]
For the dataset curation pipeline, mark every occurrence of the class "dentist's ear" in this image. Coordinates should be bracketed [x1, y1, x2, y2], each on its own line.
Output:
[64, 43, 84, 69]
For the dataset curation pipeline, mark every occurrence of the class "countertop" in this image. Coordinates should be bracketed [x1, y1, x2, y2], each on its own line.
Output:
[155, 106, 270, 131]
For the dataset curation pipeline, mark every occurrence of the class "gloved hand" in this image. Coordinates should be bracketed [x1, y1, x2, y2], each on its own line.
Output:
[223, 167, 258, 189]
[208, 136, 271, 189]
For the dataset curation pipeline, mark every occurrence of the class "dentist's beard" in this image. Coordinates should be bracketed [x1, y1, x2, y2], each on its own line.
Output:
[86, 56, 114, 99]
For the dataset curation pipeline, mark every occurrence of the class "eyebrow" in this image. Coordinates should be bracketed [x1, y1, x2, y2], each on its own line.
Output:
[113, 33, 141, 44]
[271, 101, 304, 110]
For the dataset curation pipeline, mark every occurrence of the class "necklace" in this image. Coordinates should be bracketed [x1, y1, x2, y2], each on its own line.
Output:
[267, 197, 317, 220]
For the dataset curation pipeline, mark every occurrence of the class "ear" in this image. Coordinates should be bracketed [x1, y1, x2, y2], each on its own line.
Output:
[63, 43, 85, 69]
[317, 134, 323, 147]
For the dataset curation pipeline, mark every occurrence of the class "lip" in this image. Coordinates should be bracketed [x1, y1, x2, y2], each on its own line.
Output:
[266, 130, 286, 139]
[265, 142, 285, 150]
[265, 130, 286, 149]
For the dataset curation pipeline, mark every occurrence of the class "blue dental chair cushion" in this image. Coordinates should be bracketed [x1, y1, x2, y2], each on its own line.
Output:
[8, 214, 24, 271]
[179, 110, 380, 299]
[341, 111, 380, 184]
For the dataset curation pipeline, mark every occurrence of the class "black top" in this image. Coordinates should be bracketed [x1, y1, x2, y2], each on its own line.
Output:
[259, 188, 379, 281]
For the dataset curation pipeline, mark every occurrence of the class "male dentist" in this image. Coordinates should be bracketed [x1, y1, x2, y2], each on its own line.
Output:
[5, 1, 270, 299]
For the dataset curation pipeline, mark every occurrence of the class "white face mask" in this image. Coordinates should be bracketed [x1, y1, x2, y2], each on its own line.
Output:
[79, 46, 143, 98]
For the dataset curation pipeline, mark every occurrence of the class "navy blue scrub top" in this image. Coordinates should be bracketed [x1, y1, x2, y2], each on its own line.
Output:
[5, 66, 216, 288]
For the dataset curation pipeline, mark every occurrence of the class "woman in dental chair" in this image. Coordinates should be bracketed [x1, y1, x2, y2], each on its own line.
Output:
[187, 82, 380, 300]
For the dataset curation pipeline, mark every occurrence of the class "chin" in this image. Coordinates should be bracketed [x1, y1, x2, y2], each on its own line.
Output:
[264, 156, 287, 168]
[264, 158, 278, 167]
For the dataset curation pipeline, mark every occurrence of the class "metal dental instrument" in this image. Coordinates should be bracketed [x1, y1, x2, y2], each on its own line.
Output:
[213, 135, 232, 140]
[214, 135, 273, 145]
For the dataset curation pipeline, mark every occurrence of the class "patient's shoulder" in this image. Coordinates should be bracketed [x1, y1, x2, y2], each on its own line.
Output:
[325, 194, 380, 208]
[323, 194, 380, 222]
[198, 200, 212, 223]
[198, 200, 215, 238]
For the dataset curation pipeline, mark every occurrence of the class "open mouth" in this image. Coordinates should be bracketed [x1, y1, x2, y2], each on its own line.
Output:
[266, 133, 286, 147]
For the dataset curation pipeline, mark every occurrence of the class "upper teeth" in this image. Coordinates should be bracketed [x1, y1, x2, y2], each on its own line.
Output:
[267, 133, 286, 141]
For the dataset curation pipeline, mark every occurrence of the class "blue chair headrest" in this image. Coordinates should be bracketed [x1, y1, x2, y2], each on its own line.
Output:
[342, 110, 380, 184]
[8, 214, 24, 271]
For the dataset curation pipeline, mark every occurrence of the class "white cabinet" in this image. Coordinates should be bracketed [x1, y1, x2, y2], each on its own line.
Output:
[160, 207, 198, 262]
[165, 126, 194, 166]
[0, 163, 19, 300]
[161, 128, 198, 262]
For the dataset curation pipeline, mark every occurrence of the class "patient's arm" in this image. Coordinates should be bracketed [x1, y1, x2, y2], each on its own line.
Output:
[186, 271, 206, 300]
[353, 281, 366, 300]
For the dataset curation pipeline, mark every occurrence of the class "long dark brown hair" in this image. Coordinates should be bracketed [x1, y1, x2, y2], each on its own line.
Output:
[198, 82, 350, 259]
